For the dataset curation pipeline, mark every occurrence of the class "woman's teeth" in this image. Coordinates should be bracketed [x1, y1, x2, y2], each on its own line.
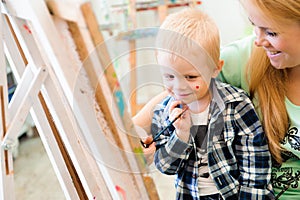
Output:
[269, 51, 280, 55]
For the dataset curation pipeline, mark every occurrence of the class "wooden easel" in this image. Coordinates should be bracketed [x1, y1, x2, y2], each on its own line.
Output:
[47, 1, 159, 198]
[0, 0, 158, 199]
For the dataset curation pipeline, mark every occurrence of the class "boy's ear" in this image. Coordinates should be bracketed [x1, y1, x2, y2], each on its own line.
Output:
[212, 60, 224, 78]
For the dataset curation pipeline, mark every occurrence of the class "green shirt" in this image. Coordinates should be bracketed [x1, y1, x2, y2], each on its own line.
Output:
[272, 98, 300, 200]
[218, 34, 255, 93]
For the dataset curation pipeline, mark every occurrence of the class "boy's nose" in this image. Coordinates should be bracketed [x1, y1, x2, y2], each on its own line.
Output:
[173, 78, 188, 90]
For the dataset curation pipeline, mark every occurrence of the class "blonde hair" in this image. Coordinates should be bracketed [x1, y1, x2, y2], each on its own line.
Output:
[241, 0, 300, 31]
[243, 0, 300, 163]
[247, 47, 288, 164]
[156, 8, 220, 68]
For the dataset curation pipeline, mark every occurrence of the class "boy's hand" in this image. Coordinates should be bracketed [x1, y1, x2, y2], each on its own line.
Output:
[169, 101, 191, 142]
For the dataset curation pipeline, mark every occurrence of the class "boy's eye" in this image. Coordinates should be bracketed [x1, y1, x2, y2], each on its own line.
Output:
[185, 75, 198, 80]
[163, 74, 174, 80]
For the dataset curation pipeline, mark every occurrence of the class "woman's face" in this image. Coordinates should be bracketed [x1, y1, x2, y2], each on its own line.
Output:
[245, 1, 300, 69]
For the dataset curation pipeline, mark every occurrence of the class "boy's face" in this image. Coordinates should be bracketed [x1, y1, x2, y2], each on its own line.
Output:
[157, 53, 212, 105]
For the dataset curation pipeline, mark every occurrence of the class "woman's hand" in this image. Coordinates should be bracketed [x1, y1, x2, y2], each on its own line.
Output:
[140, 136, 156, 165]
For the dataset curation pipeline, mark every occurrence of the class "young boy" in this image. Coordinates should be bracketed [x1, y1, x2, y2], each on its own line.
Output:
[151, 8, 274, 199]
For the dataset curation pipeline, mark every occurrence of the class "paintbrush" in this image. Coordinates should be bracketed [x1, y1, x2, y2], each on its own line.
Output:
[140, 107, 188, 148]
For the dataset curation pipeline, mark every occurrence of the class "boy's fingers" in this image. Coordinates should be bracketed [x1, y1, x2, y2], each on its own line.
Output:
[169, 108, 183, 121]
[169, 101, 182, 111]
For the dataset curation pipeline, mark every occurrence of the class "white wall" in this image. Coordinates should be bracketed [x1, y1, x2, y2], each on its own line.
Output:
[91, 0, 252, 45]
[200, 0, 252, 45]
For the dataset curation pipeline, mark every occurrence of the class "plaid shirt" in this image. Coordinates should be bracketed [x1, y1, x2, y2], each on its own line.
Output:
[152, 79, 274, 200]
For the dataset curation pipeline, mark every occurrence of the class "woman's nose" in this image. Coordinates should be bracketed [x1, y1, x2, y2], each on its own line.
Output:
[254, 28, 269, 47]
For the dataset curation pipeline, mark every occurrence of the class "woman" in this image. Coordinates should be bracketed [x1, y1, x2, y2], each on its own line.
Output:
[222, 1, 300, 199]
[134, 0, 300, 199]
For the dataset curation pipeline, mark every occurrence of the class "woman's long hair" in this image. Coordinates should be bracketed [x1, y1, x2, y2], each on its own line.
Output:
[246, 46, 289, 164]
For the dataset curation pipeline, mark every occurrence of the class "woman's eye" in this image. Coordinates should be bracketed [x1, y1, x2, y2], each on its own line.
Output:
[265, 30, 278, 37]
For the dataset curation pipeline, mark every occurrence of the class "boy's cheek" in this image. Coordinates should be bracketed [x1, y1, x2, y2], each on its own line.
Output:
[162, 81, 172, 88]
[165, 87, 173, 94]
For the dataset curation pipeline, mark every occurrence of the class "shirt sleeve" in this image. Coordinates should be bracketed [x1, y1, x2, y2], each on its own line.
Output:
[154, 130, 193, 175]
[218, 35, 255, 93]
[151, 99, 193, 175]
[233, 96, 274, 199]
